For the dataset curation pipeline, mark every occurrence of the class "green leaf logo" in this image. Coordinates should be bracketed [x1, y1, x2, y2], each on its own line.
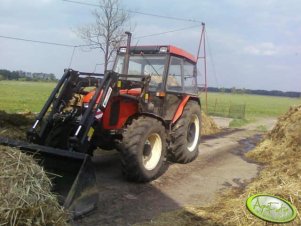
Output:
[246, 194, 297, 223]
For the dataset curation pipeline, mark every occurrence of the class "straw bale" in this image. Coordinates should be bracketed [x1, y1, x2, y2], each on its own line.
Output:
[0, 145, 68, 226]
[201, 111, 220, 136]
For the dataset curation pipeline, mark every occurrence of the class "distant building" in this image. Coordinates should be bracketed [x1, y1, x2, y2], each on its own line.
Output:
[16, 70, 56, 80]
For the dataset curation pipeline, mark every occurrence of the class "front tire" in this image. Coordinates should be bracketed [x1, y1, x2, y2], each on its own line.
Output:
[119, 117, 166, 182]
[169, 101, 201, 163]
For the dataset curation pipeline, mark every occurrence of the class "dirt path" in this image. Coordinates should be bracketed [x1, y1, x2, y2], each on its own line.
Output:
[242, 117, 277, 131]
[74, 117, 278, 226]
[211, 116, 277, 131]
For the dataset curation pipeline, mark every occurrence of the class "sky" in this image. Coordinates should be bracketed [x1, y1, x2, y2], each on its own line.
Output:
[0, 0, 301, 92]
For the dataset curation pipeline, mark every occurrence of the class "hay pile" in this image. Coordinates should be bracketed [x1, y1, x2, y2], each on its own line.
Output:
[0, 145, 68, 226]
[142, 105, 301, 225]
[0, 111, 34, 140]
[201, 111, 220, 136]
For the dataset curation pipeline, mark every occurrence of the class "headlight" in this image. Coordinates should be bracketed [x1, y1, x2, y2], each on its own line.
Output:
[119, 47, 127, 53]
[83, 103, 89, 108]
[159, 46, 168, 53]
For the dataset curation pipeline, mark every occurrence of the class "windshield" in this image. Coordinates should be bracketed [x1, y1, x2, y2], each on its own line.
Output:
[114, 55, 167, 89]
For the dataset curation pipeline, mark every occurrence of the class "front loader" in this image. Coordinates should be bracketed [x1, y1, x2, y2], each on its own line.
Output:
[0, 33, 202, 218]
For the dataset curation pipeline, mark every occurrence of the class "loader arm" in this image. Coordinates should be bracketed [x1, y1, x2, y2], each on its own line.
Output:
[27, 69, 109, 153]
[0, 69, 152, 218]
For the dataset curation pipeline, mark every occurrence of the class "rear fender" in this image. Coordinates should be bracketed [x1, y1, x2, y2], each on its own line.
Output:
[125, 112, 167, 129]
[171, 96, 201, 124]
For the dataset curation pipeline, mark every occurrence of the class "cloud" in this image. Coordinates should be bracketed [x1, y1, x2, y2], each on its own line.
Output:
[0, 0, 301, 91]
[244, 42, 278, 56]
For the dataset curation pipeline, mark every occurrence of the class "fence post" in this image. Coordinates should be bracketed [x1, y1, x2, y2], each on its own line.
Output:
[213, 98, 217, 115]
[228, 102, 231, 118]
[243, 104, 246, 119]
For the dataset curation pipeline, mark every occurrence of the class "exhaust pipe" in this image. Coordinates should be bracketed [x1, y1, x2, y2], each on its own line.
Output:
[123, 31, 132, 75]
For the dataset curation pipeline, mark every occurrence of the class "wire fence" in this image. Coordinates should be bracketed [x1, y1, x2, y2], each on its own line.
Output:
[207, 98, 246, 119]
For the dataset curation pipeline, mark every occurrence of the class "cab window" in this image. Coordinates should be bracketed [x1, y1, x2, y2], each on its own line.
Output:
[167, 56, 183, 91]
[183, 60, 197, 93]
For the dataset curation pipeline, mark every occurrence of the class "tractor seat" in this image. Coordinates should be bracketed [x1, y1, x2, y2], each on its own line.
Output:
[119, 88, 142, 96]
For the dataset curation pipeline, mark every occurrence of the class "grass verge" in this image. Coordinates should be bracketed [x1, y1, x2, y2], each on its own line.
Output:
[202, 92, 301, 118]
[229, 118, 251, 128]
[0, 81, 55, 113]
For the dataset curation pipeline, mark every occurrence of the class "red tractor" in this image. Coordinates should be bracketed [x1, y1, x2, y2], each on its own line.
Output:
[0, 36, 201, 216]
[82, 44, 201, 181]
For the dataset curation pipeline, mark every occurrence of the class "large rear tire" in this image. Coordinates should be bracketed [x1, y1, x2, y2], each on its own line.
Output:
[119, 117, 166, 182]
[169, 101, 201, 163]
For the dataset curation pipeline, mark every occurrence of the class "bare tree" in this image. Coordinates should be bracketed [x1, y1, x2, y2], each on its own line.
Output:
[77, 0, 131, 71]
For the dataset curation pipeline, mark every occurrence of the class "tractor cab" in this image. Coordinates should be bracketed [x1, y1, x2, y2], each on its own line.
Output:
[107, 45, 199, 122]
[113, 45, 198, 94]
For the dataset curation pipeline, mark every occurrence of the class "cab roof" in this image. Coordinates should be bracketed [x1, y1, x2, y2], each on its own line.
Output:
[118, 45, 197, 64]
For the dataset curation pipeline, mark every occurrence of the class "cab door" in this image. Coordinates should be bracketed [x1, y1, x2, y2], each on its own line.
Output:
[162, 56, 184, 120]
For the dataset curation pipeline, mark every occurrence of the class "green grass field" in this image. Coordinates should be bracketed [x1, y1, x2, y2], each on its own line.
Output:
[0, 81, 55, 113]
[0, 81, 300, 118]
[201, 92, 301, 118]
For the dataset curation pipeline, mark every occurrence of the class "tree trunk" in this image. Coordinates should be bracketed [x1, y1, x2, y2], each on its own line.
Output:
[104, 39, 110, 72]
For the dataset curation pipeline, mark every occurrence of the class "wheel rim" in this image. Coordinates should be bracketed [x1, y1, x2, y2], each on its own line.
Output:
[187, 114, 200, 152]
[142, 133, 162, 170]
